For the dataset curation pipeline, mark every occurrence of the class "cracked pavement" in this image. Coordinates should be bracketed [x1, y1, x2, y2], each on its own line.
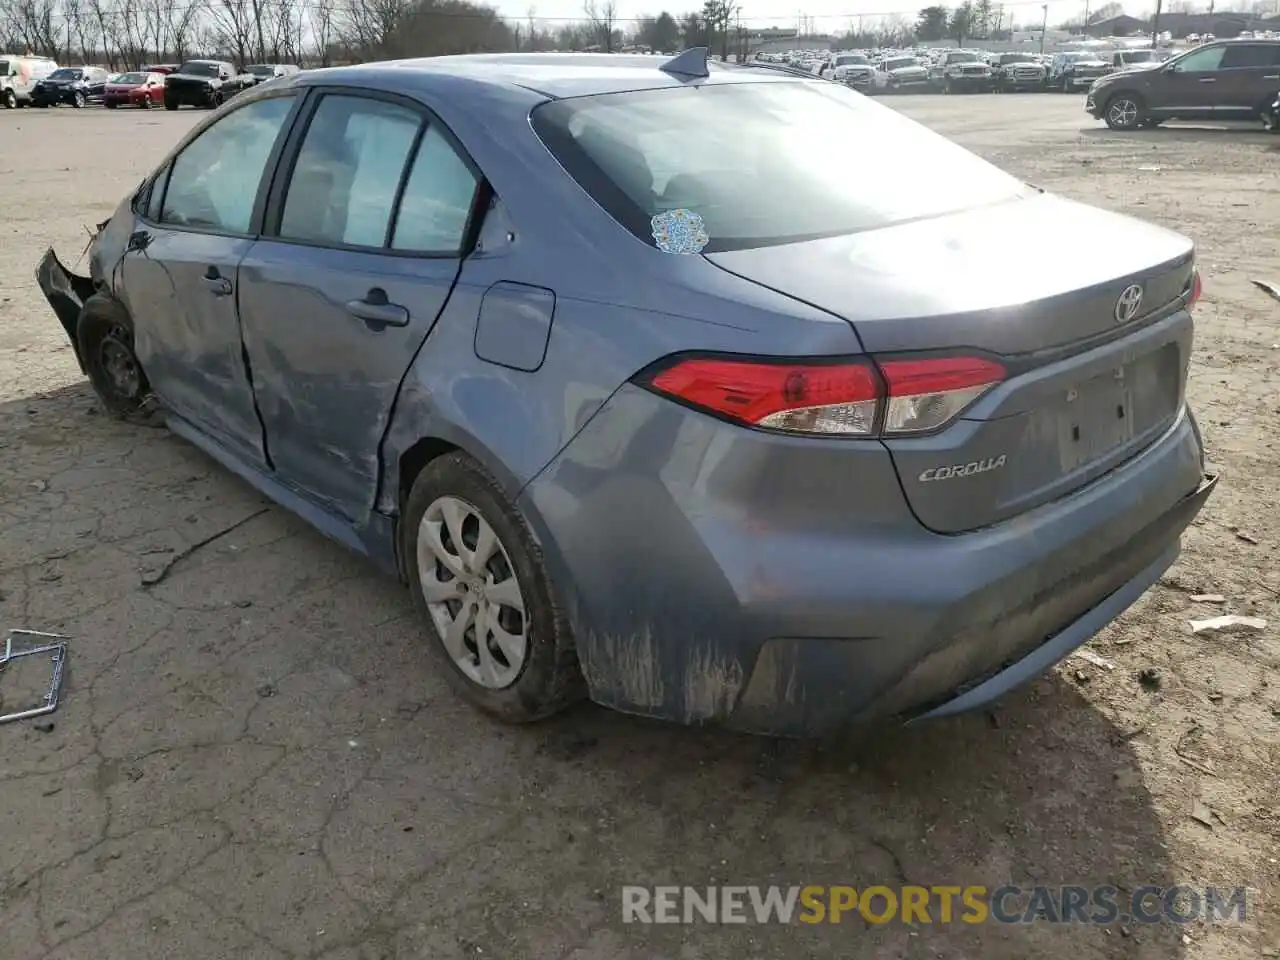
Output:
[0, 97, 1276, 960]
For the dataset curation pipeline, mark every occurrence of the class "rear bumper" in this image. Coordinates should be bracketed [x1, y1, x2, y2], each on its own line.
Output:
[522, 385, 1212, 737]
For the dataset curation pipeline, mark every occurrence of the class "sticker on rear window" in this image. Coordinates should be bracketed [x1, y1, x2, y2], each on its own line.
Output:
[651, 208, 709, 255]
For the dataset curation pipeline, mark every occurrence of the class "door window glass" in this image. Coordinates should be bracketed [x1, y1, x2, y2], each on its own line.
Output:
[1220, 44, 1274, 69]
[1172, 46, 1226, 72]
[160, 95, 296, 233]
[390, 126, 478, 254]
[279, 94, 421, 248]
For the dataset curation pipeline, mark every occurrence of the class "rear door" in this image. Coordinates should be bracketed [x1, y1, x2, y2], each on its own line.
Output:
[1212, 42, 1280, 117]
[122, 91, 302, 467]
[237, 89, 482, 521]
[1152, 43, 1226, 118]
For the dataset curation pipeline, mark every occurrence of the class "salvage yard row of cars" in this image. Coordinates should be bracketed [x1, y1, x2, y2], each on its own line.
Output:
[779, 45, 1173, 95]
[0, 55, 300, 109]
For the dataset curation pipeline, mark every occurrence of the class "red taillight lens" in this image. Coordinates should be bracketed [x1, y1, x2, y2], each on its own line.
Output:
[1187, 269, 1202, 309]
[878, 356, 1006, 435]
[642, 354, 1005, 437]
[648, 358, 881, 435]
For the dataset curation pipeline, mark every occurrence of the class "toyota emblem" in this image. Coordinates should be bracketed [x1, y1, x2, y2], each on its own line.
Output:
[1114, 284, 1144, 324]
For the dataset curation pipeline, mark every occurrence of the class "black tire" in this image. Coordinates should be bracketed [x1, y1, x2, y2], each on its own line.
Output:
[209, 89, 223, 108]
[141, 93, 152, 109]
[164, 97, 178, 110]
[402, 452, 584, 723]
[1, 88, 14, 109]
[1104, 93, 1145, 130]
[76, 295, 152, 417]
[105, 100, 117, 109]
[72, 90, 85, 108]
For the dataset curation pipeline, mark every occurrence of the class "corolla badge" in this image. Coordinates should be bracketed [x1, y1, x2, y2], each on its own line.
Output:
[919, 455, 1007, 482]
[651, 208, 709, 255]
[1114, 284, 1144, 324]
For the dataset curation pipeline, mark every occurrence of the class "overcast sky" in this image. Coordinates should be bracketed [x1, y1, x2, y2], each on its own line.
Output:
[494, 0, 1150, 29]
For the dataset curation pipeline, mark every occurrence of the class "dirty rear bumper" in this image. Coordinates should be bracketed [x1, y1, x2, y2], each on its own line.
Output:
[521, 384, 1213, 738]
[35, 248, 95, 371]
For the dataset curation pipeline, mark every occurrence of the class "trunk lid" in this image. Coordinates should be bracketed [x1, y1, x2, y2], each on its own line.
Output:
[705, 192, 1196, 533]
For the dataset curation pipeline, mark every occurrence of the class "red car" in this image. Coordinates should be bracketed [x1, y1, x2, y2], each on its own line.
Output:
[104, 71, 165, 108]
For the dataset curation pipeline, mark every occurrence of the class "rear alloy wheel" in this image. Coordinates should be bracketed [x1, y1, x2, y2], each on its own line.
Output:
[76, 295, 152, 417]
[1104, 94, 1144, 130]
[2, 88, 14, 109]
[72, 90, 85, 108]
[404, 453, 584, 722]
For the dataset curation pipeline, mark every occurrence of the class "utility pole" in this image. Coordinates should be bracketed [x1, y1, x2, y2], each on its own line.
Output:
[1039, 3, 1048, 53]
[1082, 0, 1090, 35]
[1151, 0, 1162, 47]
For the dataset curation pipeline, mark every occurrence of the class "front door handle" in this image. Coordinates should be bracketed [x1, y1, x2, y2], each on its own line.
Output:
[202, 266, 232, 296]
[346, 288, 410, 330]
[1263, 74, 1280, 80]
[1198, 77, 1216, 83]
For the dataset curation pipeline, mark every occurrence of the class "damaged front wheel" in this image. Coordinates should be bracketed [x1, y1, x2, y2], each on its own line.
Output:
[76, 295, 151, 417]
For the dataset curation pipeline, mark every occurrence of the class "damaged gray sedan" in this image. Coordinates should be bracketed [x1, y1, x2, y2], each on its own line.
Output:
[39, 53, 1216, 737]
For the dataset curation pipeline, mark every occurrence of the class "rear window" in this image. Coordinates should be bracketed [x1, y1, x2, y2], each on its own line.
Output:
[178, 62, 220, 77]
[531, 81, 1026, 253]
[117, 72, 146, 83]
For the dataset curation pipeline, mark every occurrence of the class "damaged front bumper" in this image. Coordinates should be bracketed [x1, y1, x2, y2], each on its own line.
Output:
[35, 248, 97, 372]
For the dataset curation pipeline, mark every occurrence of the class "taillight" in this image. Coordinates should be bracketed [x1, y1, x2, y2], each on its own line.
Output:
[641, 354, 1005, 438]
[1187, 268, 1202, 309]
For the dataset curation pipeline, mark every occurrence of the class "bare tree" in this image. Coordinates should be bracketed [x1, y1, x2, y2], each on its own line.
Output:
[582, 0, 616, 51]
[309, 0, 336, 64]
[207, 0, 254, 64]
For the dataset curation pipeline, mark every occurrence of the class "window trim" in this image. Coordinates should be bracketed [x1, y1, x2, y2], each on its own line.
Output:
[260, 84, 489, 260]
[134, 88, 304, 240]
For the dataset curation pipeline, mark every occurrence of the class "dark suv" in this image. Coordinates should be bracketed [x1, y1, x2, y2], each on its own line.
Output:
[1087, 39, 1280, 129]
[163, 59, 254, 109]
[31, 66, 109, 107]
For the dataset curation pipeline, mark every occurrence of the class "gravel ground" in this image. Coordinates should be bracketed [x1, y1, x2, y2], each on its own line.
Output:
[0, 94, 1276, 960]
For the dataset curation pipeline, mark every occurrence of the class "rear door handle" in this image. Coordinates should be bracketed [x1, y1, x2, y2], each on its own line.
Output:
[1264, 74, 1280, 80]
[346, 288, 410, 330]
[1198, 77, 1216, 83]
[202, 266, 232, 296]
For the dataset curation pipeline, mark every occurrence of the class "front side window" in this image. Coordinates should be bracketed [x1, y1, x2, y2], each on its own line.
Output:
[1172, 46, 1226, 72]
[160, 95, 296, 233]
[533, 81, 1027, 253]
[278, 95, 421, 248]
[391, 127, 478, 253]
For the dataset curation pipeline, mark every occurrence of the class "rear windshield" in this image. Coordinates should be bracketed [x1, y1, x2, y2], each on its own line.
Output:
[532, 81, 1027, 253]
[834, 55, 868, 65]
[1119, 50, 1155, 62]
[948, 52, 981, 63]
[178, 62, 220, 77]
[117, 72, 147, 83]
[49, 68, 81, 80]
[1000, 54, 1035, 64]
[883, 57, 916, 70]
[248, 64, 276, 75]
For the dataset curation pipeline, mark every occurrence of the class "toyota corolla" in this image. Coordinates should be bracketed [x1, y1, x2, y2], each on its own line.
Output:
[36, 50, 1215, 736]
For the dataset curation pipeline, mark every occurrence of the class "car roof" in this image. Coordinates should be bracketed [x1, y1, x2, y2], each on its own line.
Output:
[294, 53, 804, 100]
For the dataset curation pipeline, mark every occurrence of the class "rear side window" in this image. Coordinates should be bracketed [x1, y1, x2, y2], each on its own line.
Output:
[278, 95, 421, 248]
[391, 127, 478, 253]
[1220, 44, 1279, 69]
[532, 81, 1026, 253]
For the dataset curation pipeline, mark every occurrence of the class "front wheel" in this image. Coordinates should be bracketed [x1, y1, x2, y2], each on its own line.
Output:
[72, 90, 85, 108]
[1, 88, 14, 109]
[403, 453, 584, 723]
[1104, 94, 1144, 130]
[141, 93, 152, 109]
[76, 295, 152, 417]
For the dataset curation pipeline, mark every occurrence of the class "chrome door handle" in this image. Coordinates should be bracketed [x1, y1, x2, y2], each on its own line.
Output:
[1264, 74, 1280, 80]
[1198, 77, 1216, 83]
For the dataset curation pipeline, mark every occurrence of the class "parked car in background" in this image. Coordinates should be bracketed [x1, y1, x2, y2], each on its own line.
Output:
[34, 51, 1214, 736]
[104, 71, 166, 108]
[1087, 38, 1280, 129]
[1049, 51, 1111, 92]
[1109, 48, 1168, 72]
[30, 66, 109, 107]
[142, 63, 180, 75]
[1263, 87, 1280, 131]
[0, 53, 57, 107]
[821, 52, 875, 91]
[164, 59, 254, 109]
[934, 50, 993, 93]
[988, 52, 1047, 91]
[245, 63, 302, 86]
[872, 54, 931, 93]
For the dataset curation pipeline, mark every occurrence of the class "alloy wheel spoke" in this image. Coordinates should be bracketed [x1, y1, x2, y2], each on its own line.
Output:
[441, 599, 476, 662]
[420, 518, 466, 578]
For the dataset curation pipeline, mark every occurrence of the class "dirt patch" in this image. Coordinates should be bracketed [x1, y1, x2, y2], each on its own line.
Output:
[0, 98, 1275, 960]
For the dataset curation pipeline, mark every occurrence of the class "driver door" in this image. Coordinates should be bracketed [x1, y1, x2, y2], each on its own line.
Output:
[1153, 44, 1227, 119]
[122, 92, 302, 467]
